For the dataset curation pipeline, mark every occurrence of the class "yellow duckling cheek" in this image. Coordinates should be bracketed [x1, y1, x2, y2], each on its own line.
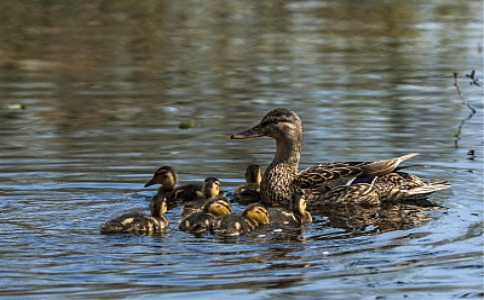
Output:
[162, 173, 176, 187]
[212, 186, 220, 197]
[259, 214, 269, 225]
[247, 210, 269, 225]
[160, 202, 168, 215]
[256, 171, 262, 184]
[210, 204, 231, 216]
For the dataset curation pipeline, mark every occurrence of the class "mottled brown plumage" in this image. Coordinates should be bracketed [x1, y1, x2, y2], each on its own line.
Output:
[210, 203, 269, 237]
[144, 166, 224, 203]
[100, 197, 169, 235]
[268, 192, 312, 226]
[231, 108, 450, 211]
[179, 197, 232, 235]
[181, 177, 225, 217]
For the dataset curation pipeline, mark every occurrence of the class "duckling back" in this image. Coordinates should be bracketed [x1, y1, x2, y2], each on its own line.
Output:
[268, 192, 312, 226]
[211, 203, 269, 237]
[179, 197, 232, 234]
[100, 212, 168, 235]
[210, 213, 255, 237]
[171, 183, 204, 201]
[101, 193, 169, 235]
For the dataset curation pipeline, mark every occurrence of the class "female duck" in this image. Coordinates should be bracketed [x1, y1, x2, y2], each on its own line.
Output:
[100, 197, 169, 235]
[232, 164, 262, 204]
[231, 108, 450, 210]
[210, 203, 269, 237]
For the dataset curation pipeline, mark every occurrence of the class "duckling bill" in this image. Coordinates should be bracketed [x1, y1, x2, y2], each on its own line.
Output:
[145, 166, 224, 202]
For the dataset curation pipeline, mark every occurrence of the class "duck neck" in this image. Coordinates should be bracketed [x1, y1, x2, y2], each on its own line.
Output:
[272, 136, 301, 168]
[261, 135, 302, 206]
[159, 185, 175, 194]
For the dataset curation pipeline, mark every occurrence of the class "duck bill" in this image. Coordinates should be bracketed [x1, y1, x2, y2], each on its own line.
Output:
[231, 125, 263, 139]
[144, 178, 156, 188]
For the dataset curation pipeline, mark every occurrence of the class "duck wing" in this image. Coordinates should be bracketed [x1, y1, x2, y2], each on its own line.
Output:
[295, 154, 419, 191]
[295, 163, 363, 191]
[357, 153, 419, 177]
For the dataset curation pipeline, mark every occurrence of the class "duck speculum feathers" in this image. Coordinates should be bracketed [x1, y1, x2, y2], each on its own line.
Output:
[231, 108, 450, 211]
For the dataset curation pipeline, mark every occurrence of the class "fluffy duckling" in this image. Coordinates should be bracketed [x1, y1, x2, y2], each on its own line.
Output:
[233, 164, 262, 204]
[181, 177, 222, 217]
[144, 166, 182, 210]
[179, 197, 232, 235]
[210, 203, 269, 237]
[268, 192, 312, 227]
[100, 197, 169, 235]
[144, 166, 204, 202]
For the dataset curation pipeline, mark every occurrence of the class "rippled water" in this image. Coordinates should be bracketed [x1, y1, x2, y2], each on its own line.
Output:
[0, 1, 483, 299]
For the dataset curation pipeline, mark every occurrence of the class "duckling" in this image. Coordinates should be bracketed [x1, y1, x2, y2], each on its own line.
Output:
[173, 176, 226, 202]
[233, 164, 262, 204]
[181, 177, 222, 217]
[100, 196, 169, 235]
[210, 203, 269, 237]
[179, 197, 232, 235]
[144, 165, 204, 202]
[268, 192, 312, 227]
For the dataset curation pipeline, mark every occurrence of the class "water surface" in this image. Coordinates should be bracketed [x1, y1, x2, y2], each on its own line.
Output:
[0, 1, 482, 299]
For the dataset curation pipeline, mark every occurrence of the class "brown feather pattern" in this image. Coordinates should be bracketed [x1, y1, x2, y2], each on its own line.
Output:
[231, 108, 450, 211]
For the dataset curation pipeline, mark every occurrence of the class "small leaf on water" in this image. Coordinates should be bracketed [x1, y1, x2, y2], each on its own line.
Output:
[178, 119, 195, 129]
[6, 104, 27, 110]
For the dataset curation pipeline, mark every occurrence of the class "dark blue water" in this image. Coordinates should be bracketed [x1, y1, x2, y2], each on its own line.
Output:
[0, 1, 482, 299]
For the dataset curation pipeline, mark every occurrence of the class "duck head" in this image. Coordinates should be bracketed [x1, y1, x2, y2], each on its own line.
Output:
[144, 166, 178, 191]
[231, 108, 303, 166]
[242, 203, 269, 225]
[202, 177, 221, 199]
[203, 198, 232, 217]
[231, 108, 302, 142]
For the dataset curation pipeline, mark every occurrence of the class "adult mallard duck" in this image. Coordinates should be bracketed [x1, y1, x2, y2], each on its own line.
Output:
[268, 192, 312, 226]
[210, 203, 269, 237]
[233, 164, 262, 204]
[100, 196, 169, 235]
[179, 197, 232, 235]
[231, 108, 450, 211]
